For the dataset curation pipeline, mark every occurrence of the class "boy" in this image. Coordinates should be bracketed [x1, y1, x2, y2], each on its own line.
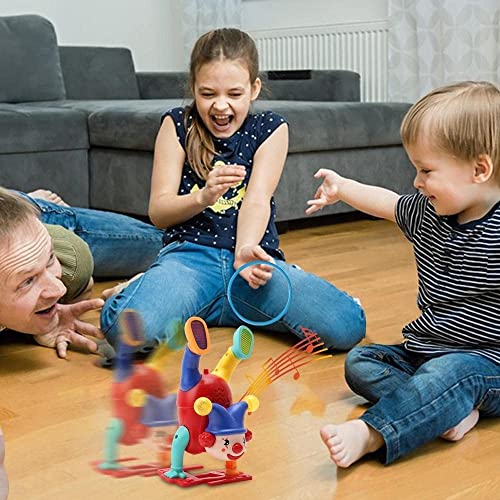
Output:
[306, 81, 500, 466]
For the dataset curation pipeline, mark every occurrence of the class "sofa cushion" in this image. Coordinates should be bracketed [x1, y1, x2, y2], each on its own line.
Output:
[59, 46, 141, 100]
[254, 101, 412, 153]
[42, 99, 410, 154]
[260, 70, 360, 102]
[0, 104, 88, 153]
[0, 15, 65, 103]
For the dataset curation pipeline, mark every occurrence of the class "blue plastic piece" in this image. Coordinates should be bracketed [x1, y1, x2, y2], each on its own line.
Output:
[227, 260, 293, 326]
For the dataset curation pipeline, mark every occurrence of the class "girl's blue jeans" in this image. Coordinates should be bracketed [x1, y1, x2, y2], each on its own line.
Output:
[345, 344, 500, 464]
[22, 194, 164, 278]
[100, 240, 366, 350]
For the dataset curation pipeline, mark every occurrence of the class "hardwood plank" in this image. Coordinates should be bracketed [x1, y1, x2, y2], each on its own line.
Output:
[1, 219, 498, 499]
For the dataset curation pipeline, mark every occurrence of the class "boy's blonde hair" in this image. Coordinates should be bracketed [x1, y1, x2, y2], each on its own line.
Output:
[185, 28, 259, 180]
[401, 81, 500, 181]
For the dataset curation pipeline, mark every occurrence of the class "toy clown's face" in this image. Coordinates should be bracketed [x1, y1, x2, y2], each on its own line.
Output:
[205, 433, 248, 461]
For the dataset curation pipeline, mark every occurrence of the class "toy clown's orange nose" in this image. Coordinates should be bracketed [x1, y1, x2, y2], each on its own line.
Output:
[232, 442, 243, 454]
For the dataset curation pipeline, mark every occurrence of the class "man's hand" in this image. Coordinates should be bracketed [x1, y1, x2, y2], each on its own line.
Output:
[234, 245, 275, 289]
[34, 298, 105, 358]
[305, 169, 344, 215]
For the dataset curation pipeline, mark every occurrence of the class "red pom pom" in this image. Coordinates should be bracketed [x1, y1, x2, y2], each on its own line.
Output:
[199, 431, 216, 448]
[245, 430, 253, 442]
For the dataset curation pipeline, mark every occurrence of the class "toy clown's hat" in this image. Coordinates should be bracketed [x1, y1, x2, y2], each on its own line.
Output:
[205, 401, 248, 436]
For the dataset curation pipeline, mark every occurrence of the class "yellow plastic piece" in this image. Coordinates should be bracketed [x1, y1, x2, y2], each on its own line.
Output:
[243, 394, 260, 413]
[194, 397, 213, 416]
[146, 342, 171, 372]
[126, 388, 147, 407]
[212, 348, 239, 383]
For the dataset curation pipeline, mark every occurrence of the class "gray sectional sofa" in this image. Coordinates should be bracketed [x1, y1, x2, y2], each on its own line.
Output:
[0, 14, 415, 222]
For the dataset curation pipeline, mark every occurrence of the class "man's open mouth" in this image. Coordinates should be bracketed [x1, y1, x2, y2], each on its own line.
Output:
[35, 304, 57, 315]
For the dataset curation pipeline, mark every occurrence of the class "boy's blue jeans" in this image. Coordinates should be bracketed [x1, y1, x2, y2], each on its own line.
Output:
[23, 194, 163, 278]
[100, 240, 366, 350]
[345, 344, 500, 464]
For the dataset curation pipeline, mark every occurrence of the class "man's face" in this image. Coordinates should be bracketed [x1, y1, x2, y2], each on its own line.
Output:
[0, 218, 66, 334]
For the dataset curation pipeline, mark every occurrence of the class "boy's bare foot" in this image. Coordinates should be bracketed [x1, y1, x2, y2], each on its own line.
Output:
[441, 409, 479, 441]
[102, 273, 144, 300]
[28, 189, 70, 206]
[320, 420, 384, 468]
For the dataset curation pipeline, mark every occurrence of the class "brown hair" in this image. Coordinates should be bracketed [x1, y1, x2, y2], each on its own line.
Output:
[401, 81, 500, 181]
[185, 28, 259, 179]
[0, 188, 39, 244]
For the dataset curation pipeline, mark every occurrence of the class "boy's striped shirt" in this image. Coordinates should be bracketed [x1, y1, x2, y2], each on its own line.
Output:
[396, 193, 500, 364]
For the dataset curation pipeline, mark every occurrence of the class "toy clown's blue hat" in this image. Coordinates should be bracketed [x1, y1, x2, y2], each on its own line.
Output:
[205, 401, 248, 436]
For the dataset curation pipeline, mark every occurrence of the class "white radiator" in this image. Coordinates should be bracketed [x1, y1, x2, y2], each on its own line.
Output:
[250, 20, 389, 102]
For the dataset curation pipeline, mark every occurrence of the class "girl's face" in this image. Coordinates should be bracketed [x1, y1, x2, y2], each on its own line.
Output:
[193, 59, 261, 138]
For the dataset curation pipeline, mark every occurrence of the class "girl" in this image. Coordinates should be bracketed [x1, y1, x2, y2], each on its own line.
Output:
[100, 28, 365, 350]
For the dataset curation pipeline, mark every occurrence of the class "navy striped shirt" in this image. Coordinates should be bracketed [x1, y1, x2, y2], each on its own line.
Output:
[396, 193, 500, 364]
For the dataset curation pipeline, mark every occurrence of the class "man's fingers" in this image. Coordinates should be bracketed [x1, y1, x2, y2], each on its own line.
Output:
[55, 337, 69, 359]
[75, 320, 104, 339]
[68, 298, 105, 316]
[67, 332, 98, 353]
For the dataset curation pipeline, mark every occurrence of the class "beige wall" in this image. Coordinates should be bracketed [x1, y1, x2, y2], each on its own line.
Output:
[1, 0, 387, 71]
[0, 0, 185, 71]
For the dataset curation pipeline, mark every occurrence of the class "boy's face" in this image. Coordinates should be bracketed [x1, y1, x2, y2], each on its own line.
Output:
[194, 59, 261, 139]
[407, 140, 493, 223]
[0, 218, 66, 334]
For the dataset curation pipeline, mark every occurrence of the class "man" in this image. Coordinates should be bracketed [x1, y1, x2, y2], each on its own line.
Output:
[0, 187, 104, 358]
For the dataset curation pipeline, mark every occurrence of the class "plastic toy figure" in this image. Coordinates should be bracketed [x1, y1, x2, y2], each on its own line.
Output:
[95, 310, 179, 477]
[160, 317, 259, 486]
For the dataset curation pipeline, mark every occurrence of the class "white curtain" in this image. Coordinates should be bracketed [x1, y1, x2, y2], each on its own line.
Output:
[388, 0, 500, 102]
[182, 0, 242, 60]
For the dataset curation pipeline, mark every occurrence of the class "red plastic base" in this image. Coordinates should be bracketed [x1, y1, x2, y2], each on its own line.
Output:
[158, 467, 252, 487]
[91, 458, 200, 478]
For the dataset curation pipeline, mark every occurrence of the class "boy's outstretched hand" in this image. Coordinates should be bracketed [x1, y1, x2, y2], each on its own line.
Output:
[34, 298, 105, 359]
[234, 245, 275, 289]
[305, 169, 343, 215]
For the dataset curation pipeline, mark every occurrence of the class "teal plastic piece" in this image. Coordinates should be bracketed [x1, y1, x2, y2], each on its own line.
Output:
[98, 417, 124, 470]
[165, 426, 190, 479]
[231, 325, 254, 360]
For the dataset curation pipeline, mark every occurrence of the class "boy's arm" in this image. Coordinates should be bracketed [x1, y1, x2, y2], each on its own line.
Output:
[306, 169, 400, 222]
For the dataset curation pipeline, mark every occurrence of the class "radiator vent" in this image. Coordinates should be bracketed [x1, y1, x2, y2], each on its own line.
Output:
[251, 21, 389, 102]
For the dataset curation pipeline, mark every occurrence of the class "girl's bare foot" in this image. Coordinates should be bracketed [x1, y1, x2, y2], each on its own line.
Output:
[102, 273, 144, 300]
[441, 409, 479, 441]
[28, 189, 69, 206]
[320, 420, 384, 468]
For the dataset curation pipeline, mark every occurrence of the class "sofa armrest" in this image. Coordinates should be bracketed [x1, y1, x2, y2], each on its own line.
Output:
[260, 70, 360, 102]
[137, 71, 187, 99]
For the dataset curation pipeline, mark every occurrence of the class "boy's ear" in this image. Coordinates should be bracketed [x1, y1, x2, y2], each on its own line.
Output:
[251, 77, 262, 101]
[473, 154, 494, 183]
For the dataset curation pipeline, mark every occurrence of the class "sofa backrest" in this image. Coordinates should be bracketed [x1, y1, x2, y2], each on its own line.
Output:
[260, 70, 360, 102]
[59, 46, 140, 100]
[0, 14, 66, 103]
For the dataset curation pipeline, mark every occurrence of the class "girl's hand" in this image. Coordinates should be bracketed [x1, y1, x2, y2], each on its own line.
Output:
[199, 164, 246, 206]
[305, 168, 345, 215]
[234, 245, 275, 289]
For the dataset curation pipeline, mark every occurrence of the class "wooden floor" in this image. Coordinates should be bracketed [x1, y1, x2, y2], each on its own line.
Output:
[1, 219, 499, 499]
